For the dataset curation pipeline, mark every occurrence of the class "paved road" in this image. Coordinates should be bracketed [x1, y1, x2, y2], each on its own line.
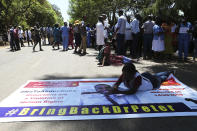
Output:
[0, 44, 197, 131]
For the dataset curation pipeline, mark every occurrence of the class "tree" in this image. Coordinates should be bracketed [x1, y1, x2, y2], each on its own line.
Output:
[0, 0, 64, 33]
[68, 0, 132, 25]
[68, 0, 197, 25]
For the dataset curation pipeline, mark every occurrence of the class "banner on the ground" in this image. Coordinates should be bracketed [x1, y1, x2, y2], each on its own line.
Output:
[0, 75, 197, 122]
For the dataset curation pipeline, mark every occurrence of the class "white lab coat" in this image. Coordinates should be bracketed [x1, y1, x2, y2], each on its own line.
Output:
[18, 29, 23, 38]
[104, 20, 109, 38]
[25, 30, 32, 40]
[96, 21, 105, 45]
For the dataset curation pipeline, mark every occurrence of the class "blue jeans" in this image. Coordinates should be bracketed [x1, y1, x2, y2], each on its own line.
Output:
[142, 71, 171, 89]
[116, 34, 125, 55]
[143, 34, 153, 58]
[178, 34, 190, 59]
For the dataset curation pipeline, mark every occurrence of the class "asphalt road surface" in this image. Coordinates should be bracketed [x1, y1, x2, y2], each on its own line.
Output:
[0, 44, 197, 131]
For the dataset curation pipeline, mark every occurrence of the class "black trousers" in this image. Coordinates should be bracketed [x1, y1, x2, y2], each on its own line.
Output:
[14, 38, 20, 50]
[33, 38, 42, 50]
[125, 40, 133, 56]
[19, 38, 24, 47]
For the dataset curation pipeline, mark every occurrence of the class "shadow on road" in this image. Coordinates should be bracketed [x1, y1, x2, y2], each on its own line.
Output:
[141, 61, 197, 89]
[39, 74, 120, 80]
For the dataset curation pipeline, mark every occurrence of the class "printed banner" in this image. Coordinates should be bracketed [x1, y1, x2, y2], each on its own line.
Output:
[0, 75, 197, 122]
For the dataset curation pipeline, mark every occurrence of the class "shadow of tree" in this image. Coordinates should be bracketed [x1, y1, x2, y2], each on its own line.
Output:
[38, 75, 120, 80]
[140, 60, 197, 89]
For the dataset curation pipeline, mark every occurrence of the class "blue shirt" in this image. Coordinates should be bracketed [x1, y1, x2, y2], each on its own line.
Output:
[117, 15, 126, 34]
[179, 22, 192, 34]
[53, 28, 61, 42]
[153, 25, 164, 40]
[61, 26, 69, 36]
[131, 18, 140, 34]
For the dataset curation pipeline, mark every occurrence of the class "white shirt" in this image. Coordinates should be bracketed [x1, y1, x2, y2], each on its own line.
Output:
[18, 29, 23, 38]
[96, 21, 105, 45]
[127, 72, 153, 91]
[25, 30, 32, 40]
[104, 19, 109, 38]
[125, 22, 133, 40]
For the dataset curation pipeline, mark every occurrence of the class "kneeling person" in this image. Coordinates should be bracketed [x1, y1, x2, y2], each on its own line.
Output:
[97, 40, 111, 67]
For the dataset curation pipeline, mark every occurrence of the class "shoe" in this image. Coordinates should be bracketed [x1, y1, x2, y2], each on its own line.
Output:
[184, 58, 189, 62]
[77, 50, 82, 54]
[80, 52, 86, 56]
[40, 49, 44, 51]
[170, 70, 176, 75]
[178, 58, 183, 62]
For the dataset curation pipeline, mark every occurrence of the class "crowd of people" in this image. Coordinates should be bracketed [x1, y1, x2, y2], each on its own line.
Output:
[5, 10, 197, 66]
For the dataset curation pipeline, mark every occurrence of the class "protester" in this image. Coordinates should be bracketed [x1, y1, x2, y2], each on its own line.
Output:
[90, 25, 96, 49]
[131, 14, 141, 58]
[125, 16, 133, 56]
[162, 20, 174, 60]
[97, 40, 111, 67]
[102, 14, 109, 40]
[53, 24, 61, 50]
[73, 20, 81, 53]
[192, 21, 197, 62]
[9, 26, 17, 51]
[96, 16, 105, 52]
[31, 27, 35, 44]
[46, 25, 52, 45]
[171, 20, 178, 52]
[18, 26, 24, 47]
[86, 24, 91, 48]
[7, 28, 10, 44]
[115, 10, 126, 55]
[178, 18, 192, 62]
[68, 23, 74, 49]
[40, 26, 47, 45]
[111, 62, 173, 94]
[25, 28, 33, 46]
[33, 24, 43, 52]
[78, 16, 87, 56]
[142, 15, 154, 59]
[61, 22, 69, 51]
[152, 18, 165, 60]
[13, 26, 20, 50]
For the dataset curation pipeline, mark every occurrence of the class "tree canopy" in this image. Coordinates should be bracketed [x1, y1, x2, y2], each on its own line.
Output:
[0, 0, 64, 32]
[68, 0, 197, 25]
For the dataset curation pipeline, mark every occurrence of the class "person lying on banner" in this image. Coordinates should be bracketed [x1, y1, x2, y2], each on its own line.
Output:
[111, 62, 174, 94]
